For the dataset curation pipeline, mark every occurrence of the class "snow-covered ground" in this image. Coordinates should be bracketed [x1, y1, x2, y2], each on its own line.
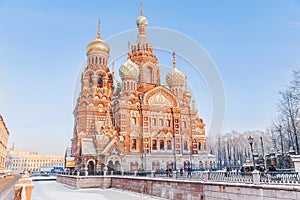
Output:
[32, 181, 165, 200]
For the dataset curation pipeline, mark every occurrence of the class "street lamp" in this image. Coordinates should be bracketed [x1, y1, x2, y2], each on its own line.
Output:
[136, 99, 145, 171]
[170, 107, 177, 171]
[248, 136, 256, 170]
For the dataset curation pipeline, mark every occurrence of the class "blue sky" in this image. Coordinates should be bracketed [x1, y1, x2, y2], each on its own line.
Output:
[0, 0, 299, 155]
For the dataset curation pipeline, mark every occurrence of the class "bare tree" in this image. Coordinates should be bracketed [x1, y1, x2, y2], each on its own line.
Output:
[273, 69, 300, 154]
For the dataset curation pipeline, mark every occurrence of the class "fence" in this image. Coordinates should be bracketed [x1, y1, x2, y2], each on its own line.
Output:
[59, 170, 300, 185]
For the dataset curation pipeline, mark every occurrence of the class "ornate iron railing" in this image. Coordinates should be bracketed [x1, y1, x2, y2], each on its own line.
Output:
[260, 172, 300, 184]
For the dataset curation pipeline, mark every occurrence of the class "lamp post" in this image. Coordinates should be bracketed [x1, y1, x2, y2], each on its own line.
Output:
[136, 99, 145, 171]
[170, 107, 176, 171]
[248, 136, 256, 170]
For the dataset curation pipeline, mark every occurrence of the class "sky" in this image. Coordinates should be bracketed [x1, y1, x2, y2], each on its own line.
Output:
[0, 0, 300, 156]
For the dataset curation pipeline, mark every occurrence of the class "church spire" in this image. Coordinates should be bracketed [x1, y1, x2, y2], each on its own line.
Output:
[127, 41, 131, 59]
[97, 18, 101, 39]
[172, 51, 177, 68]
[140, 2, 143, 16]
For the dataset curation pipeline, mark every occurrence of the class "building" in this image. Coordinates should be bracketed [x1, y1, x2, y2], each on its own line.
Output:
[5, 149, 64, 173]
[70, 4, 214, 174]
[0, 115, 10, 170]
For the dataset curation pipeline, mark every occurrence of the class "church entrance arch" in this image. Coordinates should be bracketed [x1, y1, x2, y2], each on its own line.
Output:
[106, 155, 121, 172]
[87, 159, 95, 175]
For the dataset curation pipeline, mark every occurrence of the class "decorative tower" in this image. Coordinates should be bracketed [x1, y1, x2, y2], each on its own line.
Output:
[71, 19, 115, 171]
[166, 51, 185, 98]
[183, 78, 192, 107]
[129, 2, 160, 88]
[119, 43, 140, 93]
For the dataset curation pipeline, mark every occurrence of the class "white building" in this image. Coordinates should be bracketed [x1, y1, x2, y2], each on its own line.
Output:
[5, 149, 64, 173]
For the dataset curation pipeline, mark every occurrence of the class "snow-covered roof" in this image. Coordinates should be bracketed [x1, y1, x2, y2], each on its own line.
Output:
[81, 139, 97, 155]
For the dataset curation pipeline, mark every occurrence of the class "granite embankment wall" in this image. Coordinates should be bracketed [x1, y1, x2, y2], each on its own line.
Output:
[57, 175, 300, 200]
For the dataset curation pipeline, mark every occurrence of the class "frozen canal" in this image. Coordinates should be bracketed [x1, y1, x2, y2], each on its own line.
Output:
[32, 181, 164, 200]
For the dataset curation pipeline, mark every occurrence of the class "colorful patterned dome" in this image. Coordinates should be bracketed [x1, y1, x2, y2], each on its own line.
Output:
[166, 67, 185, 87]
[136, 15, 148, 26]
[119, 59, 139, 80]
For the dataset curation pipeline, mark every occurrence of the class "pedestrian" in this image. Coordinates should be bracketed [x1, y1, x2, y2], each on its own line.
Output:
[187, 167, 192, 178]
[180, 168, 183, 176]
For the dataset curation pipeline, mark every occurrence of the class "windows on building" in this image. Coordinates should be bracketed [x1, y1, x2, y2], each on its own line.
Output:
[182, 121, 187, 128]
[146, 67, 152, 83]
[152, 118, 156, 126]
[159, 119, 163, 127]
[166, 119, 171, 127]
[97, 75, 102, 87]
[167, 140, 172, 150]
[184, 141, 188, 151]
[131, 117, 137, 125]
[152, 140, 157, 150]
[159, 140, 164, 150]
[131, 139, 137, 150]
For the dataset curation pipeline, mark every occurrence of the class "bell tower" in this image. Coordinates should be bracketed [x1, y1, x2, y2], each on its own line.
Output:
[129, 2, 160, 88]
[71, 19, 114, 164]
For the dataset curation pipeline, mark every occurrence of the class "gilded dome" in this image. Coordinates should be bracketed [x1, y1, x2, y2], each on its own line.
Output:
[86, 38, 110, 54]
[166, 67, 185, 87]
[119, 59, 140, 79]
[136, 15, 148, 26]
[183, 90, 192, 98]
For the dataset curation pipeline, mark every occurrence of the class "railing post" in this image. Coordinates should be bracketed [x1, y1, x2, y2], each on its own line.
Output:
[252, 170, 260, 185]
[103, 166, 108, 176]
[14, 171, 34, 200]
[134, 171, 138, 176]
[84, 167, 88, 176]
[203, 171, 209, 181]
[151, 170, 155, 178]
[172, 170, 177, 180]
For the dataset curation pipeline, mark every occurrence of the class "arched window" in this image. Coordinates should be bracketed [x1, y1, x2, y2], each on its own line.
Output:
[126, 82, 129, 90]
[152, 140, 157, 150]
[89, 73, 93, 84]
[166, 119, 171, 127]
[184, 141, 188, 151]
[95, 57, 98, 64]
[198, 142, 202, 150]
[159, 140, 164, 150]
[130, 82, 133, 90]
[146, 67, 152, 83]
[131, 139, 137, 150]
[152, 119, 156, 126]
[92, 57, 94, 64]
[131, 117, 136, 125]
[182, 121, 187, 128]
[159, 119, 163, 126]
[97, 75, 102, 87]
[99, 57, 102, 64]
[167, 140, 172, 150]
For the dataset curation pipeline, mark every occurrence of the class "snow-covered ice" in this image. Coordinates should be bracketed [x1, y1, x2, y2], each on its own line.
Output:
[32, 181, 165, 200]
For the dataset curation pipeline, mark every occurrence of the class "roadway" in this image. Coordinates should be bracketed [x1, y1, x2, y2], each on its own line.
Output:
[0, 175, 20, 200]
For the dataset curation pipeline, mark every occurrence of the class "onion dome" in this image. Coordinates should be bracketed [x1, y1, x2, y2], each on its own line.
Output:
[119, 59, 140, 80]
[166, 52, 185, 87]
[183, 79, 192, 98]
[86, 19, 110, 55]
[183, 90, 192, 98]
[136, 15, 148, 26]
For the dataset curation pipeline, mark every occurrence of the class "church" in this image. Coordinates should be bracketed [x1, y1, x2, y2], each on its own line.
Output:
[69, 4, 213, 174]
